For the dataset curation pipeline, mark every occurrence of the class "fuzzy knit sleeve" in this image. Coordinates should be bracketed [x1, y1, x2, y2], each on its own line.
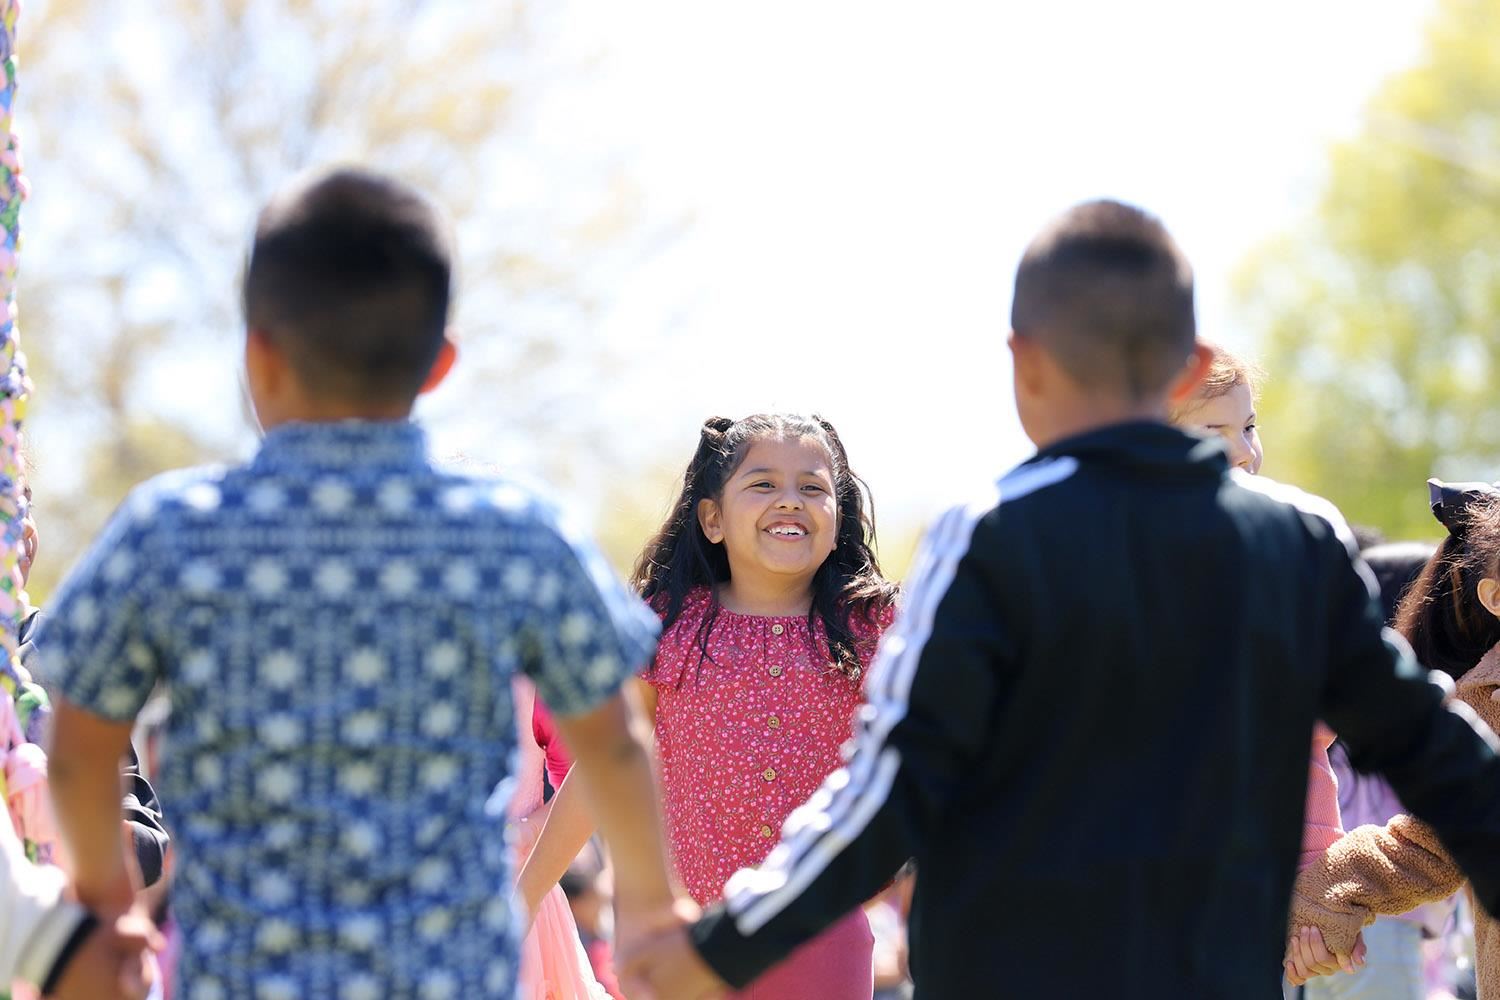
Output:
[1290, 674, 1500, 954]
[1289, 817, 1463, 954]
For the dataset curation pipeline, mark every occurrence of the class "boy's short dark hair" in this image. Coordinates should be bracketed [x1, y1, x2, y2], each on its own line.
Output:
[1011, 199, 1196, 399]
[243, 167, 453, 403]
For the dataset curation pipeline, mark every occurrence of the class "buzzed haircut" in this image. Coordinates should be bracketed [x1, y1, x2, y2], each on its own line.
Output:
[243, 167, 453, 403]
[1010, 199, 1196, 399]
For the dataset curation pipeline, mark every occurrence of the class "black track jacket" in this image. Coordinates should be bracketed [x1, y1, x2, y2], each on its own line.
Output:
[692, 421, 1500, 999]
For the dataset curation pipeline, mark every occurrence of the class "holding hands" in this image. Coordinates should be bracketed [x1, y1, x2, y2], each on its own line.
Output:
[1283, 925, 1366, 986]
[614, 896, 727, 1000]
[47, 904, 164, 1000]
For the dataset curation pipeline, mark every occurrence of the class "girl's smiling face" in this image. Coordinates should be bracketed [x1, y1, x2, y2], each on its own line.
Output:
[1178, 381, 1263, 473]
[697, 435, 839, 589]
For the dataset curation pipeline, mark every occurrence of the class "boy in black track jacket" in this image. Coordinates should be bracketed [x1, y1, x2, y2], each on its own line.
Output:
[619, 200, 1500, 999]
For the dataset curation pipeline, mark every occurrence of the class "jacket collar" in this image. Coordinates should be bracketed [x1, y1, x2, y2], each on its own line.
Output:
[1031, 419, 1229, 477]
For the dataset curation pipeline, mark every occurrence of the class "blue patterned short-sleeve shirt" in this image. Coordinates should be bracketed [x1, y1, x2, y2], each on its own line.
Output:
[37, 420, 659, 1000]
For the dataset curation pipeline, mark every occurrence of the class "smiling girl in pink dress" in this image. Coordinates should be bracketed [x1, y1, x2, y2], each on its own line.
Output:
[630, 413, 898, 999]
[516, 413, 898, 998]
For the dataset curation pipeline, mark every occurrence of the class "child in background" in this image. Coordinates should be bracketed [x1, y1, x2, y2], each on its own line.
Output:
[1311, 538, 1461, 1000]
[1168, 348, 1346, 874]
[632, 413, 898, 999]
[1167, 345, 1264, 475]
[559, 847, 627, 1000]
[1287, 481, 1500, 999]
[13, 455, 170, 890]
[867, 864, 914, 1000]
[509, 679, 609, 1000]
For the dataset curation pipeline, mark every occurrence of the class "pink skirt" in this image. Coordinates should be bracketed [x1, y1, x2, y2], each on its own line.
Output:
[729, 908, 874, 1000]
[519, 884, 610, 1000]
[513, 677, 609, 1000]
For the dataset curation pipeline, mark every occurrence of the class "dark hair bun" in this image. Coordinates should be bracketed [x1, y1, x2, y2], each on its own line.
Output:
[1428, 478, 1500, 538]
[701, 416, 734, 441]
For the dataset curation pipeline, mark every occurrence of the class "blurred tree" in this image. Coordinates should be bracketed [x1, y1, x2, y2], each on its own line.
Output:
[17, 0, 680, 599]
[1233, 0, 1500, 540]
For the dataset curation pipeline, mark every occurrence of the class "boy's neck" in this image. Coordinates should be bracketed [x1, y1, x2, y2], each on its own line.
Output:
[1028, 394, 1172, 452]
[718, 576, 815, 617]
[258, 397, 415, 431]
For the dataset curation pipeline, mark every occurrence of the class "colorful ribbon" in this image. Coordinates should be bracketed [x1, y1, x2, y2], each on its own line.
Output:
[0, 0, 54, 875]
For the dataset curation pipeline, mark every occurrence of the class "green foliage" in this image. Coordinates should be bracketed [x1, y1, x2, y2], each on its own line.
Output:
[1234, 0, 1500, 540]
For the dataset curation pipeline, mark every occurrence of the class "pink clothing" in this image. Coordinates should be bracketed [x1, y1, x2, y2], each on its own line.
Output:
[1326, 739, 1456, 935]
[644, 588, 892, 1000]
[520, 891, 607, 1000]
[510, 679, 608, 1000]
[1299, 722, 1344, 871]
[4, 742, 63, 870]
[727, 909, 875, 1000]
[582, 938, 626, 1000]
[532, 699, 574, 791]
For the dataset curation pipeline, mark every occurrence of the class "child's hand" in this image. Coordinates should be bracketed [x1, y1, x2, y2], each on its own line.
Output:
[614, 896, 723, 1000]
[1283, 925, 1365, 984]
[511, 799, 553, 861]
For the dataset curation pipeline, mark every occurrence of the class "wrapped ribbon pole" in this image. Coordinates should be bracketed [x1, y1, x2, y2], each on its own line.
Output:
[0, 0, 57, 874]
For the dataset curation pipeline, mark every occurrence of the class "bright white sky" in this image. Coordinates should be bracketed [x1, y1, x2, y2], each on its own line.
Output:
[27, 1, 1433, 555]
[425, 0, 1438, 542]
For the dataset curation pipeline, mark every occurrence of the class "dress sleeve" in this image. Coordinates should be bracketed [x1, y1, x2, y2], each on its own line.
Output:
[636, 597, 679, 688]
[1298, 724, 1345, 870]
[532, 697, 555, 750]
[532, 696, 576, 781]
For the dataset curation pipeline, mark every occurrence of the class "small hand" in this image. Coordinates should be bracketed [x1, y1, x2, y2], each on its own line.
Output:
[616, 913, 726, 1000]
[613, 894, 701, 971]
[1284, 925, 1365, 985]
[46, 904, 164, 1000]
[512, 798, 554, 861]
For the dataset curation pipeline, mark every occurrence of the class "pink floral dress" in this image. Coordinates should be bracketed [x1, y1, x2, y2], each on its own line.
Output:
[644, 587, 894, 999]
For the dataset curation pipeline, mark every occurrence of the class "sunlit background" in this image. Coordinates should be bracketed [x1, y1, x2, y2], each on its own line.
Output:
[21, 0, 1494, 600]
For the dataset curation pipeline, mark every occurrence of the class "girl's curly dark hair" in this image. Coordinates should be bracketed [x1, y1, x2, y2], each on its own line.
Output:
[631, 413, 897, 680]
[1394, 488, 1500, 682]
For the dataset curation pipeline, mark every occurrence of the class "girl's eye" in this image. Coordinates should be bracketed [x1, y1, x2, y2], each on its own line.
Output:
[1245, 424, 1256, 434]
[801, 484, 826, 493]
[751, 481, 774, 490]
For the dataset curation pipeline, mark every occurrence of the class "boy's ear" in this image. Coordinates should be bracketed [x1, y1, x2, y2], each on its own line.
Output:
[418, 336, 458, 395]
[697, 497, 725, 544]
[1479, 577, 1500, 620]
[1008, 331, 1044, 396]
[1166, 342, 1214, 407]
[244, 328, 285, 396]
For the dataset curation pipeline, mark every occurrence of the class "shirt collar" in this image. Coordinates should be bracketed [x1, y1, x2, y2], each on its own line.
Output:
[1032, 419, 1229, 475]
[251, 420, 430, 473]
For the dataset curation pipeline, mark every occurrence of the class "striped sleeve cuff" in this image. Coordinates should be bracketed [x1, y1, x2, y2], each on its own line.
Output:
[689, 905, 775, 991]
[15, 897, 89, 988]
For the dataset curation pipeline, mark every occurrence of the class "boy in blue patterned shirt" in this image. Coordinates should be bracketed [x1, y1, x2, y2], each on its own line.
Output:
[38, 168, 683, 999]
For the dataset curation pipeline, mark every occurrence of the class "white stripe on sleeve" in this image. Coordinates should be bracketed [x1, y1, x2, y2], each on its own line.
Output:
[726, 456, 1078, 935]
